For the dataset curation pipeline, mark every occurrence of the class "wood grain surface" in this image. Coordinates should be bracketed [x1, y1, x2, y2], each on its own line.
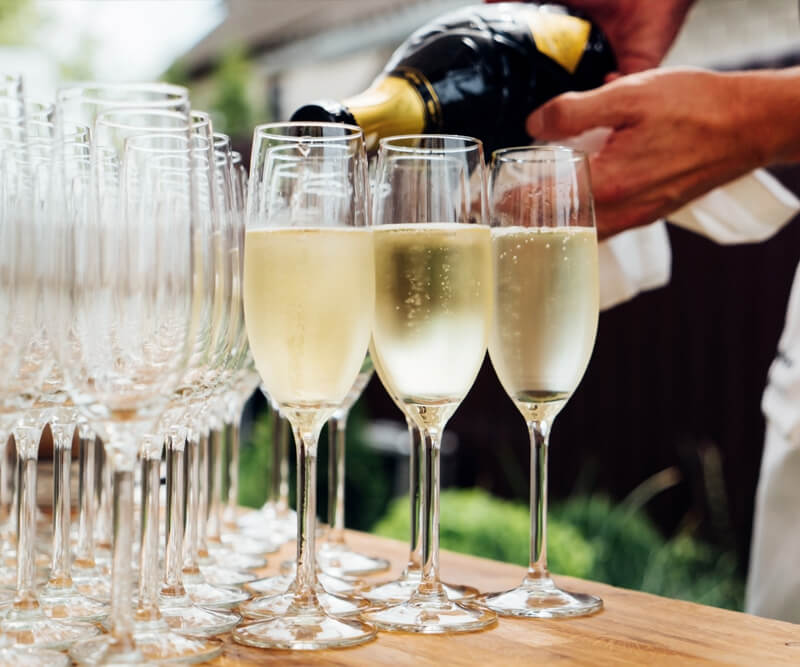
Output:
[213, 530, 800, 666]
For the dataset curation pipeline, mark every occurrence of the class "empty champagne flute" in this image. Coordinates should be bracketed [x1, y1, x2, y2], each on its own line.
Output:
[52, 101, 201, 664]
[0, 115, 100, 651]
[233, 122, 376, 650]
[317, 354, 390, 577]
[362, 134, 496, 634]
[474, 146, 602, 618]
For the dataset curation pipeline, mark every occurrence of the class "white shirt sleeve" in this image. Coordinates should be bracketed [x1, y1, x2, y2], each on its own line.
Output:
[669, 169, 800, 244]
[599, 169, 800, 311]
[599, 221, 671, 311]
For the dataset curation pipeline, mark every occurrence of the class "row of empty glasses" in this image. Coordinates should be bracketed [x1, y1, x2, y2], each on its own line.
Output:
[0, 74, 602, 662]
[0, 78, 267, 664]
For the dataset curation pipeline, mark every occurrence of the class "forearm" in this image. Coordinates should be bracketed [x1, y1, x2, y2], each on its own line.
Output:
[728, 67, 800, 167]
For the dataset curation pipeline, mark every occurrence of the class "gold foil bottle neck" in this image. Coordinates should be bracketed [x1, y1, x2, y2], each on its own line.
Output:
[343, 75, 427, 152]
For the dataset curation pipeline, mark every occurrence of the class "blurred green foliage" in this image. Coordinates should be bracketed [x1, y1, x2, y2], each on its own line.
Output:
[374, 489, 744, 611]
[165, 47, 263, 141]
[0, 0, 37, 45]
[209, 47, 254, 138]
[240, 403, 744, 611]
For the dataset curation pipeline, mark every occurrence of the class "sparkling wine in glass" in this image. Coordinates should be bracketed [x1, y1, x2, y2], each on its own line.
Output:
[362, 134, 497, 634]
[232, 122, 376, 650]
[475, 146, 602, 618]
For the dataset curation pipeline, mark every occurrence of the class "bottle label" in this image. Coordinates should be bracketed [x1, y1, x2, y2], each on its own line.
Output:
[524, 9, 592, 74]
[343, 73, 432, 151]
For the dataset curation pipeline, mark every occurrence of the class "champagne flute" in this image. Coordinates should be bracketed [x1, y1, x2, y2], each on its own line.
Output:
[232, 122, 376, 650]
[0, 116, 100, 650]
[361, 134, 496, 634]
[202, 132, 274, 569]
[54, 82, 194, 591]
[317, 354, 390, 577]
[474, 146, 602, 618]
[53, 101, 202, 665]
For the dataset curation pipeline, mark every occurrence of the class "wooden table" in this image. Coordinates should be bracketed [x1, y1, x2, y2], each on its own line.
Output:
[217, 531, 800, 665]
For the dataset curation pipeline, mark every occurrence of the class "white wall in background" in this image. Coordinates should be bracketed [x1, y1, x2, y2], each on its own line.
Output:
[275, 49, 391, 121]
[665, 0, 800, 67]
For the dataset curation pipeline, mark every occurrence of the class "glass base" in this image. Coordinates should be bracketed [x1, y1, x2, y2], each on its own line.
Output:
[245, 574, 292, 596]
[219, 533, 279, 555]
[200, 563, 257, 587]
[39, 585, 109, 622]
[0, 646, 70, 667]
[240, 586, 368, 620]
[275, 565, 363, 594]
[1, 610, 100, 650]
[69, 630, 222, 665]
[361, 572, 478, 606]
[204, 548, 266, 571]
[0, 588, 14, 610]
[233, 607, 375, 650]
[317, 543, 390, 577]
[184, 580, 250, 610]
[476, 577, 603, 618]
[74, 580, 111, 604]
[159, 595, 241, 637]
[363, 595, 497, 634]
[238, 506, 295, 542]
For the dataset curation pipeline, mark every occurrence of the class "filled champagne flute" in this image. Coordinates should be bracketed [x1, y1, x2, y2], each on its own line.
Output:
[362, 135, 496, 634]
[233, 121, 376, 650]
[474, 146, 602, 618]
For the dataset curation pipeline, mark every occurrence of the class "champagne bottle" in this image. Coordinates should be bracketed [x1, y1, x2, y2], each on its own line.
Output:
[291, 2, 616, 153]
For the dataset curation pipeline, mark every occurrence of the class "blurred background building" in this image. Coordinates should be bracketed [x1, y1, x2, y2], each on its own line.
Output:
[4, 0, 800, 612]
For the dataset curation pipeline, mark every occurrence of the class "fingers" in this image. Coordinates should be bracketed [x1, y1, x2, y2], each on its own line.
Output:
[526, 85, 637, 140]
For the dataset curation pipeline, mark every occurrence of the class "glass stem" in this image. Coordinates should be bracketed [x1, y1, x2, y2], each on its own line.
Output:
[13, 449, 21, 556]
[96, 447, 113, 554]
[13, 429, 38, 609]
[162, 431, 186, 598]
[278, 413, 290, 515]
[110, 460, 136, 652]
[526, 420, 550, 581]
[292, 423, 320, 602]
[49, 424, 75, 588]
[0, 435, 12, 536]
[75, 428, 97, 572]
[137, 448, 162, 621]
[197, 430, 210, 560]
[404, 419, 422, 575]
[182, 433, 201, 578]
[223, 419, 239, 528]
[326, 410, 347, 545]
[207, 426, 222, 545]
[417, 426, 444, 601]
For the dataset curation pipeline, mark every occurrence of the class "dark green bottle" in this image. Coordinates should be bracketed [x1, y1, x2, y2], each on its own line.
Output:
[291, 2, 616, 153]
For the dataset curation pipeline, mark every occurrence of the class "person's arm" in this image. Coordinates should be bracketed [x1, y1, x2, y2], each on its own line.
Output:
[488, 0, 696, 74]
[526, 66, 800, 238]
[555, 0, 695, 74]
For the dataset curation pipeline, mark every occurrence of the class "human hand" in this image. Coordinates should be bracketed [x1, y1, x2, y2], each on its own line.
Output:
[487, 0, 694, 74]
[558, 0, 695, 74]
[526, 67, 800, 238]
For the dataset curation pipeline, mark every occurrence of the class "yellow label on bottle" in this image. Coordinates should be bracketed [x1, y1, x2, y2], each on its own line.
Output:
[525, 10, 592, 74]
[344, 76, 427, 152]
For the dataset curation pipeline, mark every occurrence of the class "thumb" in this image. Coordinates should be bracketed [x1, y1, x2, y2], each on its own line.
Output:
[526, 87, 634, 140]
